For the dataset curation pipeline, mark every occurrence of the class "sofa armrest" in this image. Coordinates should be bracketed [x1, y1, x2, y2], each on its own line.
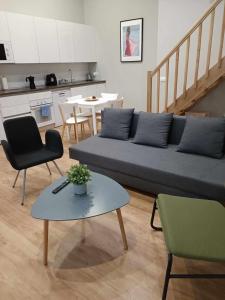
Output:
[1, 140, 18, 170]
[45, 130, 63, 157]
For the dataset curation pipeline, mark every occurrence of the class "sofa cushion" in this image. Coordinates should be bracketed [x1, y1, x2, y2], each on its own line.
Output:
[133, 112, 173, 148]
[100, 108, 134, 140]
[69, 136, 225, 201]
[178, 116, 225, 158]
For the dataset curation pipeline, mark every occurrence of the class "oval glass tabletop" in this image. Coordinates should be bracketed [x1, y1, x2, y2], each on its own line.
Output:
[31, 172, 129, 221]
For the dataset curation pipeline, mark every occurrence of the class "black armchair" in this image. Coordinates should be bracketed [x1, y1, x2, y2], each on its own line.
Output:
[1, 116, 64, 205]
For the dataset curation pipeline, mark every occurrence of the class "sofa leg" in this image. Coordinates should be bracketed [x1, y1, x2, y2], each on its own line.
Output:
[162, 253, 173, 300]
[150, 198, 162, 231]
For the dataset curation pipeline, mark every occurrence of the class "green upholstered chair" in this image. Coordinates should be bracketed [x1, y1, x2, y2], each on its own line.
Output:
[157, 194, 225, 300]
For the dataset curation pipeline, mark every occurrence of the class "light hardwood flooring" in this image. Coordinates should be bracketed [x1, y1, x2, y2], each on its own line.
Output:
[0, 126, 225, 300]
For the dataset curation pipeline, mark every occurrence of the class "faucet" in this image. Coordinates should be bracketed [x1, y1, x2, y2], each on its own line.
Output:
[68, 69, 73, 83]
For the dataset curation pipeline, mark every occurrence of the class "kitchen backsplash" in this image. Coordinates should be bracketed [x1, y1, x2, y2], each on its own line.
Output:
[0, 62, 97, 90]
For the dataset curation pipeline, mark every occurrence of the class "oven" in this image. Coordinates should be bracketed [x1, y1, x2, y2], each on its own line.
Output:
[29, 92, 55, 128]
[0, 41, 14, 63]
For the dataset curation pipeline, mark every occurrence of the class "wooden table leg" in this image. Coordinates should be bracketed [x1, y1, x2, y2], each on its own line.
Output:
[92, 107, 97, 135]
[43, 220, 49, 266]
[116, 208, 128, 250]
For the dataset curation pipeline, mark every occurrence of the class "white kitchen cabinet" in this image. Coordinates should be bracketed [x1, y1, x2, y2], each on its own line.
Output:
[57, 20, 74, 63]
[0, 94, 30, 118]
[0, 11, 10, 41]
[0, 116, 6, 141]
[35, 17, 59, 63]
[7, 12, 39, 63]
[73, 24, 97, 63]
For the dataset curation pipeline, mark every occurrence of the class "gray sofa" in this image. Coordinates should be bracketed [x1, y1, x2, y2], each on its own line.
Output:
[69, 114, 225, 201]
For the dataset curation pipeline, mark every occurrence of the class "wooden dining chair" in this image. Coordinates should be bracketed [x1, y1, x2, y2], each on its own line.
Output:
[58, 102, 91, 143]
[96, 93, 119, 117]
[68, 95, 92, 120]
[96, 97, 125, 125]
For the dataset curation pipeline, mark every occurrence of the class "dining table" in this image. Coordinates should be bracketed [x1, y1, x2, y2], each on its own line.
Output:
[67, 97, 111, 135]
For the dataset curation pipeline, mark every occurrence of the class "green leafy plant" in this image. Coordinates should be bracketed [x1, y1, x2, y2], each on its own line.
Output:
[67, 164, 91, 185]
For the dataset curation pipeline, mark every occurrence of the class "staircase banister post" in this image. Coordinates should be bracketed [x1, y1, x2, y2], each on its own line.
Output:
[147, 71, 153, 112]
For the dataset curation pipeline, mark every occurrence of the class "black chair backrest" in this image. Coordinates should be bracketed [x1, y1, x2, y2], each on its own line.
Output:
[3, 116, 43, 154]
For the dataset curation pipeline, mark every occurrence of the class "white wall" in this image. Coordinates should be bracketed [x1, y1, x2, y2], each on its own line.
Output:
[157, 0, 211, 63]
[0, 0, 84, 23]
[84, 0, 158, 111]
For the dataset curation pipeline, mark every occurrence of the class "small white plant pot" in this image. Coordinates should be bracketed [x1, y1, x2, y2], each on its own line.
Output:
[73, 183, 87, 195]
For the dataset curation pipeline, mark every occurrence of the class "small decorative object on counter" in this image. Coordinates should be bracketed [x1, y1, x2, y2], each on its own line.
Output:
[1, 76, 8, 90]
[67, 164, 91, 195]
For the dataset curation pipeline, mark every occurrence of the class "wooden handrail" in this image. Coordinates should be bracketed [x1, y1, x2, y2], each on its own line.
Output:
[151, 0, 223, 76]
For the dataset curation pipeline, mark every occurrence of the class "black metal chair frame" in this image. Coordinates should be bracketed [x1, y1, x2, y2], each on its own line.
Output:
[162, 253, 225, 300]
[150, 197, 162, 231]
[11, 160, 63, 205]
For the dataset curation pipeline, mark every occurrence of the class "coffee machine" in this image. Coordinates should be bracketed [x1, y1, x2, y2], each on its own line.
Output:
[26, 76, 36, 89]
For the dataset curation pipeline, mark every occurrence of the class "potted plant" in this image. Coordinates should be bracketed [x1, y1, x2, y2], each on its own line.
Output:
[67, 164, 91, 195]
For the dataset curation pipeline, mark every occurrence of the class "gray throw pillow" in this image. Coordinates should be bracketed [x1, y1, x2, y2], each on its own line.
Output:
[100, 108, 134, 140]
[177, 116, 225, 158]
[133, 112, 173, 148]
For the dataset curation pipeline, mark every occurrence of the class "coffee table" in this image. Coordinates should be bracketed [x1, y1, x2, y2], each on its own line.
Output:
[31, 172, 129, 265]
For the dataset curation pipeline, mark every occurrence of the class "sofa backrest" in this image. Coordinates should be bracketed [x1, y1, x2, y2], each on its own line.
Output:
[130, 112, 186, 145]
[168, 115, 186, 145]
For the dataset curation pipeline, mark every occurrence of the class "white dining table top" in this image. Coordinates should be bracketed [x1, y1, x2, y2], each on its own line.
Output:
[67, 97, 110, 107]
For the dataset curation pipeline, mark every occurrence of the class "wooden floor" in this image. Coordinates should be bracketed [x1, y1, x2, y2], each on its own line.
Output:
[0, 126, 225, 300]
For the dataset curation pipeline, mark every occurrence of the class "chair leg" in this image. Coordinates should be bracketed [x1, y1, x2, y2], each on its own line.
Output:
[80, 123, 83, 137]
[21, 169, 27, 206]
[88, 119, 92, 135]
[61, 124, 66, 139]
[67, 125, 71, 140]
[150, 198, 162, 231]
[46, 163, 52, 175]
[74, 124, 79, 143]
[162, 254, 173, 300]
[52, 161, 63, 176]
[12, 170, 20, 188]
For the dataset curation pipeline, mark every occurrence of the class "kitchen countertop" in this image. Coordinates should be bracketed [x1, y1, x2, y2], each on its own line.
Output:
[0, 80, 106, 97]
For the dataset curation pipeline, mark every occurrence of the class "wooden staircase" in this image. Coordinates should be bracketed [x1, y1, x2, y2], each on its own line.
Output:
[147, 0, 225, 115]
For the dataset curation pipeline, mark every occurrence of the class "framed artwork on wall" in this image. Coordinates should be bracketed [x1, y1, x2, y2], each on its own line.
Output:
[120, 18, 143, 62]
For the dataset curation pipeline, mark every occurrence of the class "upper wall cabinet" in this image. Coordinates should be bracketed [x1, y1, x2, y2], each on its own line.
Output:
[35, 17, 60, 63]
[73, 24, 97, 63]
[0, 11, 98, 64]
[57, 20, 74, 63]
[7, 12, 39, 63]
[0, 11, 10, 41]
